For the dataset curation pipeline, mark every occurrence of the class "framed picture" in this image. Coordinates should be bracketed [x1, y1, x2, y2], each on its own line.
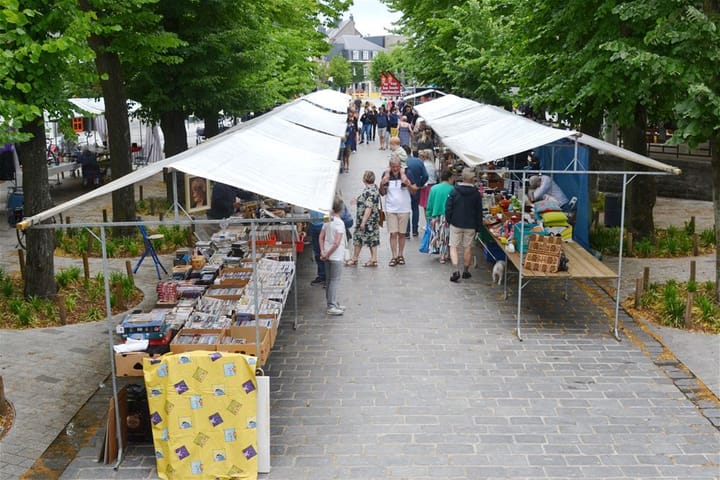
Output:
[185, 175, 211, 213]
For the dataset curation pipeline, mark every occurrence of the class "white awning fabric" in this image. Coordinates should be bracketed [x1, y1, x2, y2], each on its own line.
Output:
[68, 98, 141, 116]
[21, 91, 350, 228]
[302, 89, 352, 114]
[414, 94, 681, 174]
[402, 89, 446, 102]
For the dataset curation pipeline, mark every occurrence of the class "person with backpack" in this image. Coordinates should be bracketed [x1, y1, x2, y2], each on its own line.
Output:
[445, 167, 483, 283]
[376, 106, 389, 150]
[403, 147, 429, 238]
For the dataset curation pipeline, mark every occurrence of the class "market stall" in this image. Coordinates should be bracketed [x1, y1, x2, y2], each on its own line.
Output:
[414, 94, 681, 341]
[19, 89, 351, 476]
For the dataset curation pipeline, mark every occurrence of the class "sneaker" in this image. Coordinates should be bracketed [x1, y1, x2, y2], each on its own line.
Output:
[462, 271, 472, 279]
[450, 272, 461, 283]
[327, 307, 344, 316]
[336, 305, 347, 312]
[412, 231, 419, 237]
[405, 233, 411, 239]
[310, 277, 325, 286]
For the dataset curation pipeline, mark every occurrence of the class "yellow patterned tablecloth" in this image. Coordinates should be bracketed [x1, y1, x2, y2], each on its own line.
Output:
[144, 351, 258, 479]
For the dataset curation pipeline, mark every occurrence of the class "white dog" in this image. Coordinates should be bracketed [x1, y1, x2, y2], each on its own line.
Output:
[492, 260, 506, 285]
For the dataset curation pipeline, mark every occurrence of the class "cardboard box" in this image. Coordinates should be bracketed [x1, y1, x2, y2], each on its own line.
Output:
[218, 327, 271, 365]
[115, 351, 162, 377]
[169, 328, 223, 353]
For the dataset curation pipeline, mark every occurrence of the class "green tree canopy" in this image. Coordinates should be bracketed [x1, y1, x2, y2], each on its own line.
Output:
[327, 55, 352, 89]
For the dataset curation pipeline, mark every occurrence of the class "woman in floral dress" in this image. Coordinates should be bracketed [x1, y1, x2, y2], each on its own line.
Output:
[425, 169, 455, 263]
[346, 170, 382, 267]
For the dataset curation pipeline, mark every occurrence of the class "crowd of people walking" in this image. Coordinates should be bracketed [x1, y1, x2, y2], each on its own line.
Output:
[314, 97, 485, 316]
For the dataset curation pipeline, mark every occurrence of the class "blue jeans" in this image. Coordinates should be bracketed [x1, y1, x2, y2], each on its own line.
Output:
[362, 124, 372, 142]
[309, 223, 325, 280]
[406, 191, 420, 235]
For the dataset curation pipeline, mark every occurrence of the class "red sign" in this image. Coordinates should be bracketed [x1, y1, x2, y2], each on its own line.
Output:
[380, 71, 402, 96]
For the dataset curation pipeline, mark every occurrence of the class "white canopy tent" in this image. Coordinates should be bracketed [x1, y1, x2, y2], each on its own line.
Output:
[414, 93, 681, 341]
[68, 97, 141, 116]
[20, 90, 350, 228]
[402, 88, 447, 103]
[414, 94, 681, 174]
[19, 89, 351, 471]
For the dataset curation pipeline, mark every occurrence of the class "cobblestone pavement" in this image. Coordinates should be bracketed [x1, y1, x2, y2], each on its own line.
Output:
[1, 144, 718, 479]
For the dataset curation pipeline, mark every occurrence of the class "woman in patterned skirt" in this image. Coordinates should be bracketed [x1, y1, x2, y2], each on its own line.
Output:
[425, 169, 454, 263]
[346, 170, 382, 267]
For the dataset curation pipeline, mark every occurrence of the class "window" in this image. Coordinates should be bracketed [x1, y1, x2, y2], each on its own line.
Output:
[362, 50, 369, 60]
[373, 51, 380, 59]
[352, 50, 359, 60]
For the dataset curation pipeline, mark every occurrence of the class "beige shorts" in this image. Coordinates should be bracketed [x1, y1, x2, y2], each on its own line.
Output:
[386, 212, 409, 234]
[449, 225, 476, 248]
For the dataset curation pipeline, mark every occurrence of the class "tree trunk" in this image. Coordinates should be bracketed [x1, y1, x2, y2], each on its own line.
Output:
[20, 118, 56, 299]
[160, 110, 189, 205]
[82, 2, 136, 237]
[623, 104, 656, 243]
[710, 133, 719, 299]
[202, 111, 220, 139]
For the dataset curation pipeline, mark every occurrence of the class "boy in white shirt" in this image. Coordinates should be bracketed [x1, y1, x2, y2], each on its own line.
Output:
[319, 196, 348, 315]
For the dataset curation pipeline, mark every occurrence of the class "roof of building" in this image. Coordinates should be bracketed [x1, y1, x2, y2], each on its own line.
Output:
[326, 17, 362, 42]
[334, 35, 387, 52]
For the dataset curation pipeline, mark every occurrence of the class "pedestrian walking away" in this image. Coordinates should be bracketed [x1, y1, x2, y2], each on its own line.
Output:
[445, 167, 483, 282]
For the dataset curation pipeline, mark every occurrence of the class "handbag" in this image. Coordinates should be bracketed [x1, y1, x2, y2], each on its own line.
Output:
[377, 194, 385, 227]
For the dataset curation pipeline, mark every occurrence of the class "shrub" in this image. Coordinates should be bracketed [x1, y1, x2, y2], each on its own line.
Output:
[65, 293, 78, 312]
[2, 279, 14, 297]
[56, 267, 81, 288]
[105, 238, 119, 258]
[17, 305, 33, 327]
[87, 306, 104, 321]
[661, 283, 685, 328]
[634, 239, 653, 257]
[590, 226, 621, 255]
[695, 295, 718, 325]
[700, 228, 716, 247]
[9, 297, 23, 315]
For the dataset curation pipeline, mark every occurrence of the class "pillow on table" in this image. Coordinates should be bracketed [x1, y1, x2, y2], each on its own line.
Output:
[541, 210, 569, 226]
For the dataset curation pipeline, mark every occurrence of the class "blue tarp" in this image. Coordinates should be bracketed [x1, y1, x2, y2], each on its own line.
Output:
[535, 140, 590, 249]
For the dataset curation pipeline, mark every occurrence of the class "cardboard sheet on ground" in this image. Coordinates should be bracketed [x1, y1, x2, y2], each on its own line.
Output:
[144, 351, 259, 480]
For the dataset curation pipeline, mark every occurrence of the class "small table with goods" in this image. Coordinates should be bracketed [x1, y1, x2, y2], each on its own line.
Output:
[479, 201, 618, 341]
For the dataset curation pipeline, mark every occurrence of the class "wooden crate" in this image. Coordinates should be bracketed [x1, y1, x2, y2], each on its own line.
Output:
[524, 235, 562, 273]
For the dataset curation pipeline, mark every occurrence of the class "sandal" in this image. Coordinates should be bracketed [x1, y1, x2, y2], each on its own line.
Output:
[396, 256, 405, 265]
[388, 257, 398, 267]
[362, 260, 378, 267]
[344, 258, 358, 266]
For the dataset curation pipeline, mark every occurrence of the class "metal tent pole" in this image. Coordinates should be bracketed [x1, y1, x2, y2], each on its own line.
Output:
[100, 226, 125, 469]
[516, 171, 527, 341]
[250, 222, 262, 370]
[612, 173, 633, 341]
